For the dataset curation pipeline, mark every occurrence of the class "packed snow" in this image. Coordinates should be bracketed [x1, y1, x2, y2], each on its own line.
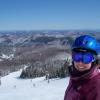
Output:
[1, 54, 14, 59]
[0, 70, 69, 100]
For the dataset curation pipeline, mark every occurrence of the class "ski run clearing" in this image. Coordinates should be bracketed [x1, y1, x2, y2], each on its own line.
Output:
[0, 70, 69, 100]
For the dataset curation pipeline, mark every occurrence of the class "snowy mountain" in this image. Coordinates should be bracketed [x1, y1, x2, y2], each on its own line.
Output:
[0, 31, 99, 77]
[0, 30, 98, 46]
[0, 70, 69, 100]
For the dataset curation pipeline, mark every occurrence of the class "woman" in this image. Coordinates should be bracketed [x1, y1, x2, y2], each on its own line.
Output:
[64, 35, 100, 100]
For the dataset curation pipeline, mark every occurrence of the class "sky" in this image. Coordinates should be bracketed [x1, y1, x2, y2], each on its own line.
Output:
[0, 0, 100, 31]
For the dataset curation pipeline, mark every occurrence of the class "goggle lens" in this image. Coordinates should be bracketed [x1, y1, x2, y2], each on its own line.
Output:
[72, 52, 94, 64]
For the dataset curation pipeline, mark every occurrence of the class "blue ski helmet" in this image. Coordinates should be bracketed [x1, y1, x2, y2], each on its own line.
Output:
[72, 35, 100, 55]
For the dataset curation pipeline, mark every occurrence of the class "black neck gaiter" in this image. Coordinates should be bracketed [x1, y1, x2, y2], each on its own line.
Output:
[68, 62, 94, 77]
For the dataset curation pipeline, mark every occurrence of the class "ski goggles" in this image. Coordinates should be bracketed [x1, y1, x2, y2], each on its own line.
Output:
[72, 51, 95, 64]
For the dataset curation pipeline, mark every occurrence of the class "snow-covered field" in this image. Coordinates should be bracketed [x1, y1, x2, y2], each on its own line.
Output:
[0, 70, 69, 100]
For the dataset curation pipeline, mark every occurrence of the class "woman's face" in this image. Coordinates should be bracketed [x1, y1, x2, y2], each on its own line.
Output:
[74, 61, 92, 71]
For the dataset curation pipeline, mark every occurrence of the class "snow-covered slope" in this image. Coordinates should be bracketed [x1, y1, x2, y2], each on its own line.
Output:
[0, 70, 69, 100]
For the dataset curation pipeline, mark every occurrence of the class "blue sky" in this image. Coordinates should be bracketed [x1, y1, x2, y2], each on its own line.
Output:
[0, 0, 100, 30]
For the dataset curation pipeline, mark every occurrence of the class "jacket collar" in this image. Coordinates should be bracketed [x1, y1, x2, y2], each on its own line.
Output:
[71, 67, 99, 82]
